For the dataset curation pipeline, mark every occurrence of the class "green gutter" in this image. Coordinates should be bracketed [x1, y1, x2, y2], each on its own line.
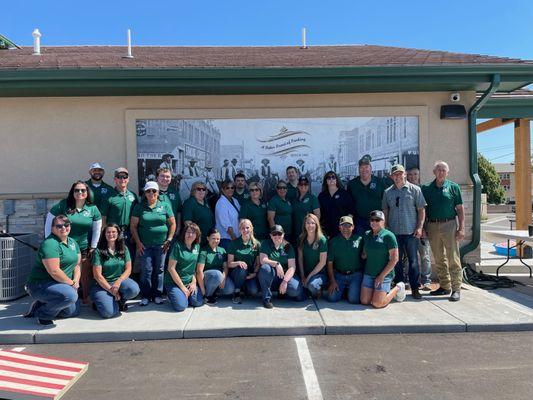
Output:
[461, 74, 500, 264]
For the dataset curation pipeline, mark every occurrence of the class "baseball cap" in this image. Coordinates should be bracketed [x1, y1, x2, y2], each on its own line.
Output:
[358, 156, 371, 166]
[270, 225, 285, 234]
[89, 162, 104, 170]
[298, 176, 310, 184]
[114, 167, 129, 176]
[339, 215, 354, 226]
[143, 181, 159, 192]
[390, 164, 405, 174]
[370, 210, 385, 221]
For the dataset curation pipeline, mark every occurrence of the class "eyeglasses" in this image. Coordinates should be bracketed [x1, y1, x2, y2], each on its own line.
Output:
[249, 188, 260, 192]
[196, 187, 207, 192]
[145, 189, 158, 194]
[271, 232, 283, 236]
[54, 223, 71, 229]
[74, 188, 87, 194]
[326, 176, 336, 180]
[115, 174, 129, 179]
[370, 218, 381, 222]
[395, 196, 400, 207]
[276, 186, 287, 190]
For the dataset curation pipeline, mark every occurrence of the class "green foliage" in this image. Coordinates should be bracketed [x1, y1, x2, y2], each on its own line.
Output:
[478, 153, 506, 204]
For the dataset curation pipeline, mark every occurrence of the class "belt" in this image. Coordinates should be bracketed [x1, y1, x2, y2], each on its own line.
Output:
[428, 217, 455, 223]
[335, 269, 356, 276]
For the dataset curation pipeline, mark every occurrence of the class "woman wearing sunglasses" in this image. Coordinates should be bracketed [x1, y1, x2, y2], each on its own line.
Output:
[130, 182, 176, 306]
[318, 171, 354, 238]
[182, 181, 215, 244]
[238, 182, 268, 240]
[292, 176, 320, 240]
[360, 210, 406, 308]
[91, 223, 140, 318]
[258, 225, 305, 309]
[25, 215, 81, 326]
[267, 180, 293, 243]
[215, 180, 241, 250]
[45, 180, 102, 304]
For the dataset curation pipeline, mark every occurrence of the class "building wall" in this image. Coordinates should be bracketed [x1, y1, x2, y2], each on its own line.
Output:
[0, 91, 479, 261]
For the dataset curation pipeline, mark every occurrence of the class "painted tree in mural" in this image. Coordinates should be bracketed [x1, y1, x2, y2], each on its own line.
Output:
[478, 153, 506, 204]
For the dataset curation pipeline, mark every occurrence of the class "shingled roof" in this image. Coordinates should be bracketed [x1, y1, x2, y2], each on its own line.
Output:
[1, 44, 532, 70]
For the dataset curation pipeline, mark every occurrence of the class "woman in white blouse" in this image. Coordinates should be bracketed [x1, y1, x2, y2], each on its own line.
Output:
[215, 180, 241, 250]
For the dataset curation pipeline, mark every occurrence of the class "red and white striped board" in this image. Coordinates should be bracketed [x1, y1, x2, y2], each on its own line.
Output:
[0, 349, 88, 400]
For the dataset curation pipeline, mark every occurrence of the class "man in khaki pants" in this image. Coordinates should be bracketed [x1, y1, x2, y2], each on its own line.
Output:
[421, 161, 465, 301]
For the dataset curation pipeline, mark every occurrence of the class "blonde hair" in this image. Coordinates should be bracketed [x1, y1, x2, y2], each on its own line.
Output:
[238, 219, 260, 249]
[190, 181, 207, 197]
[248, 182, 263, 197]
[298, 213, 326, 249]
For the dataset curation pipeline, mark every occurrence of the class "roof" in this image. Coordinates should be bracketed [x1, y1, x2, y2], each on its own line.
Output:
[1, 44, 533, 97]
[479, 88, 533, 118]
[493, 163, 515, 173]
[1, 45, 531, 69]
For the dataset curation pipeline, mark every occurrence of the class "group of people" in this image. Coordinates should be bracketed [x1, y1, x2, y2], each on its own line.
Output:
[25, 157, 465, 327]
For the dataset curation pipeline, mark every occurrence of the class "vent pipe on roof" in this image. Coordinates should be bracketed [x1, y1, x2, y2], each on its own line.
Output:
[32, 29, 41, 55]
[301, 27, 308, 49]
[123, 29, 133, 59]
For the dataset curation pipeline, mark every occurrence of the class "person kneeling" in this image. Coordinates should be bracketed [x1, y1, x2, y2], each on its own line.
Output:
[360, 210, 406, 308]
[91, 224, 140, 318]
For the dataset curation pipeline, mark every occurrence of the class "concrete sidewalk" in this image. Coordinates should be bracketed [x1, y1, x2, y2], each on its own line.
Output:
[2, 283, 533, 344]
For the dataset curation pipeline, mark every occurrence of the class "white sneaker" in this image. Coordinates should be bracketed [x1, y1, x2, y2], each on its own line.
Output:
[140, 298, 149, 306]
[154, 296, 164, 305]
[395, 282, 406, 302]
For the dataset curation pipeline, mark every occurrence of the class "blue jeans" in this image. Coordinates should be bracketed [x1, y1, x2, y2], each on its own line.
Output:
[229, 267, 260, 296]
[90, 278, 140, 318]
[394, 235, 420, 289]
[257, 264, 305, 302]
[305, 272, 327, 298]
[165, 282, 204, 312]
[139, 245, 165, 300]
[419, 239, 432, 285]
[355, 217, 371, 236]
[326, 271, 363, 303]
[362, 274, 393, 292]
[203, 269, 235, 297]
[26, 281, 80, 320]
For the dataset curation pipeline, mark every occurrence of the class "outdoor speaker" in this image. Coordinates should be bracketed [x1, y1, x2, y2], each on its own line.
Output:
[440, 105, 467, 120]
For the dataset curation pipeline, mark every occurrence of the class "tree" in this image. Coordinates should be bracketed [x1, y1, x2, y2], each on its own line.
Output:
[478, 153, 506, 204]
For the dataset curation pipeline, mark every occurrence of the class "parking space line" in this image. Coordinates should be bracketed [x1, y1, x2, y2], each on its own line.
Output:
[11, 347, 26, 352]
[294, 338, 323, 400]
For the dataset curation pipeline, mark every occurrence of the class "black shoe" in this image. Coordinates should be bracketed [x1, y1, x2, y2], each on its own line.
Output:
[263, 300, 273, 309]
[24, 300, 43, 318]
[232, 291, 242, 304]
[449, 291, 460, 302]
[118, 300, 128, 312]
[206, 295, 218, 305]
[430, 287, 451, 296]
[411, 288, 422, 300]
[37, 318, 55, 326]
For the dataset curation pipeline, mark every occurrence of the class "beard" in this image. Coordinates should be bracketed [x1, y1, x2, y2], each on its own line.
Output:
[91, 174, 103, 181]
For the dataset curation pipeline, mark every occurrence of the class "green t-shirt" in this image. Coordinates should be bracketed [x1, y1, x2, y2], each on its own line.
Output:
[27, 234, 80, 283]
[260, 239, 295, 271]
[347, 176, 387, 219]
[92, 247, 131, 283]
[166, 241, 200, 285]
[238, 200, 269, 239]
[421, 179, 463, 220]
[132, 200, 174, 246]
[327, 234, 363, 273]
[101, 188, 139, 228]
[159, 187, 183, 217]
[197, 246, 227, 272]
[292, 193, 320, 237]
[267, 195, 293, 234]
[233, 190, 250, 206]
[301, 235, 328, 275]
[363, 228, 398, 278]
[50, 199, 101, 250]
[85, 180, 114, 211]
[227, 236, 261, 272]
[182, 197, 215, 242]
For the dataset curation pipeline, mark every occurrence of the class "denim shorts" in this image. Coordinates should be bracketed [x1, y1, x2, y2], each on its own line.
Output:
[362, 274, 392, 292]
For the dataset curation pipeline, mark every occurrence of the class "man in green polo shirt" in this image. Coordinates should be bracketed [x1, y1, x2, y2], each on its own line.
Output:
[285, 166, 300, 202]
[157, 167, 182, 235]
[326, 215, 364, 303]
[85, 162, 114, 211]
[421, 160, 465, 302]
[233, 173, 250, 205]
[348, 156, 388, 236]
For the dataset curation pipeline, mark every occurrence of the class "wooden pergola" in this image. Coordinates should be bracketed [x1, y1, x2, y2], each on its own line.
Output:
[478, 89, 533, 229]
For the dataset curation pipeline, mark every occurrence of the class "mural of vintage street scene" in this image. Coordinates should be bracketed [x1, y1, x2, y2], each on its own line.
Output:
[136, 116, 419, 199]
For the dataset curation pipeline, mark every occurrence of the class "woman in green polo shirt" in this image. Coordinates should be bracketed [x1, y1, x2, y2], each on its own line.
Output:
[46, 181, 102, 304]
[90, 223, 140, 318]
[238, 182, 268, 240]
[360, 210, 406, 308]
[267, 180, 294, 243]
[258, 225, 305, 309]
[196, 228, 235, 304]
[131, 182, 176, 307]
[25, 215, 81, 326]
[297, 213, 328, 299]
[182, 181, 215, 244]
[165, 222, 204, 311]
[227, 219, 261, 304]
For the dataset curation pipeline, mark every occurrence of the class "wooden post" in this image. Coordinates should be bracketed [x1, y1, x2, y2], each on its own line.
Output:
[514, 118, 532, 230]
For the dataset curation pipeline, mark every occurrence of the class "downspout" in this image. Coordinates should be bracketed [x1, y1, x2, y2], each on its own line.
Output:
[460, 74, 501, 264]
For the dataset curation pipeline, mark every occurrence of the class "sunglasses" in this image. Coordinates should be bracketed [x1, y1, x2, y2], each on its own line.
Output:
[115, 174, 129, 179]
[277, 186, 287, 190]
[249, 188, 260, 192]
[224, 186, 235, 190]
[196, 187, 207, 192]
[271, 232, 283, 236]
[340, 223, 353, 228]
[370, 218, 382, 222]
[74, 188, 87, 193]
[54, 223, 71, 229]
[326, 176, 336, 180]
[145, 189, 158, 194]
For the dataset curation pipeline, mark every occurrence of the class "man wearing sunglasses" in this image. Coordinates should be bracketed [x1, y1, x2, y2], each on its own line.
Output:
[382, 164, 426, 299]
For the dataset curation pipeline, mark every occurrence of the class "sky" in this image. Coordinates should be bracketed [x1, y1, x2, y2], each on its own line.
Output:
[4, 0, 533, 164]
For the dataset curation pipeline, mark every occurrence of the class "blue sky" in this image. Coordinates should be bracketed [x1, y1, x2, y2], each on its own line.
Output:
[4, 0, 533, 163]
